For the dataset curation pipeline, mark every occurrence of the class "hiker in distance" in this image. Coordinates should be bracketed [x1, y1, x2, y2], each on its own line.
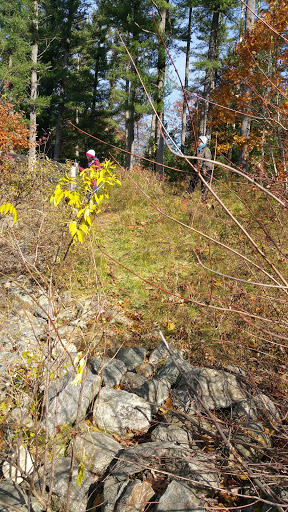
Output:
[186, 135, 213, 204]
[79, 149, 101, 199]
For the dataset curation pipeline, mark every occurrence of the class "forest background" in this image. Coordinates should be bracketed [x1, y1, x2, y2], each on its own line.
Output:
[2, 0, 287, 179]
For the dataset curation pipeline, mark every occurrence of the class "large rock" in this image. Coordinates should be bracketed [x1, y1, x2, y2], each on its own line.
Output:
[7, 282, 50, 320]
[103, 479, 155, 512]
[233, 394, 280, 426]
[174, 367, 247, 412]
[43, 458, 97, 512]
[253, 393, 281, 424]
[67, 431, 122, 475]
[130, 378, 171, 412]
[116, 347, 147, 371]
[0, 480, 28, 511]
[149, 342, 185, 366]
[234, 420, 272, 462]
[154, 355, 193, 386]
[93, 387, 152, 436]
[111, 442, 174, 482]
[233, 399, 259, 422]
[44, 370, 102, 433]
[102, 478, 129, 512]
[121, 371, 147, 391]
[164, 446, 220, 495]
[89, 356, 127, 387]
[155, 480, 205, 512]
[154, 356, 180, 386]
[151, 422, 190, 446]
[2, 444, 34, 484]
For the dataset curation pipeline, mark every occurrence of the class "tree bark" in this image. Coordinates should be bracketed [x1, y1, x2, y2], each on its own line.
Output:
[181, 6, 192, 153]
[199, 9, 220, 138]
[54, 43, 69, 161]
[28, 0, 38, 171]
[125, 76, 135, 170]
[151, 0, 168, 176]
[239, 0, 255, 171]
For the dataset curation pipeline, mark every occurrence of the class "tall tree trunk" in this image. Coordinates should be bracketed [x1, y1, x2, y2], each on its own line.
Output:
[181, 6, 192, 153]
[28, 0, 38, 171]
[92, 51, 100, 113]
[54, 43, 69, 161]
[152, 1, 168, 176]
[127, 85, 135, 171]
[239, 0, 255, 170]
[199, 9, 220, 138]
[239, 1, 245, 42]
[125, 64, 136, 171]
[125, 76, 130, 168]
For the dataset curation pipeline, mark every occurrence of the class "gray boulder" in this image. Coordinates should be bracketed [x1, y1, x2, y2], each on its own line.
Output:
[111, 442, 174, 481]
[44, 370, 102, 433]
[93, 387, 152, 436]
[130, 378, 171, 412]
[234, 420, 272, 461]
[103, 478, 129, 512]
[174, 367, 247, 412]
[233, 393, 280, 426]
[89, 356, 127, 387]
[43, 457, 97, 512]
[253, 393, 281, 424]
[0, 480, 28, 511]
[7, 283, 49, 320]
[149, 342, 185, 366]
[149, 342, 171, 365]
[116, 347, 147, 371]
[135, 362, 154, 378]
[155, 480, 205, 512]
[67, 431, 122, 475]
[121, 371, 147, 391]
[154, 355, 193, 386]
[233, 399, 259, 422]
[151, 422, 190, 447]
[103, 478, 155, 512]
[164, 446, 220, 495]
[154, 356, 180, 386]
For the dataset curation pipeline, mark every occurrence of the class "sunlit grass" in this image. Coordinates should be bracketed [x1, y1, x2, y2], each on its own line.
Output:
[58, 165, 287, 395]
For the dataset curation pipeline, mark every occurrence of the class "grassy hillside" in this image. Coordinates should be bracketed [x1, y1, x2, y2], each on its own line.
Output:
[58, 164, 288, 401]
[1, 160, 287, 401]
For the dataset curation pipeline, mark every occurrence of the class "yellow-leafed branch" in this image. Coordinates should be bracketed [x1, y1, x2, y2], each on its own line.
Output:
[50, 159, 121, 244]
[0, 202, 18, 224]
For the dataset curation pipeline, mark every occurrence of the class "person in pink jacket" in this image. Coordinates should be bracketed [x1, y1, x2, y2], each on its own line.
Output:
[79, 149, 101, 198]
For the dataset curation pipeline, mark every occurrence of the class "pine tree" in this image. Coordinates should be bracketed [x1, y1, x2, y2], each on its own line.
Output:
[0, 0, 32, 104]
[97, 0, 157, 170]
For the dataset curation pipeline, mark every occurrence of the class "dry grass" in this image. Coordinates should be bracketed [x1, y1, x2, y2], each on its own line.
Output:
[58, 165, 288, 402]
[1, 161, 288, 400]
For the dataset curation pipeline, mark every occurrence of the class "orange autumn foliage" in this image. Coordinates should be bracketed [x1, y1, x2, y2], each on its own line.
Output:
[0, 99, 30, 155]
[210, 0, 288, 178]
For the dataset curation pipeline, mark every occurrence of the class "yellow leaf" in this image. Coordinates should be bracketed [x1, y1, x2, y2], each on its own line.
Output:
[77, 462, 85, 486]
[167, 320, 175, 331]
[79, 223, 89, 235]
[69, 221, 77, 236]
[84, 207, 90, 221]
[77, 230, 84, 243]
[0, 203, 18, 224]
[71, 357, 85, 386]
